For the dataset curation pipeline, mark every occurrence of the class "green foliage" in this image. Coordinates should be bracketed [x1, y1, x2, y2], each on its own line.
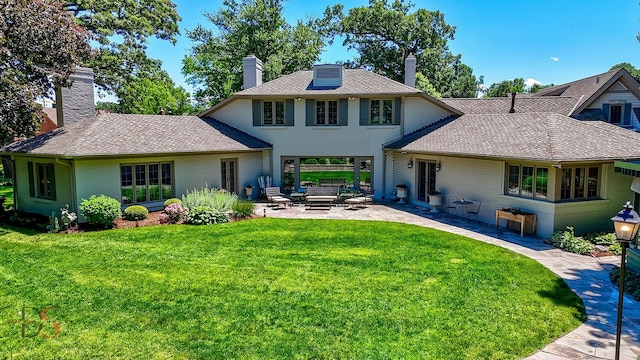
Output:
[124, 205, 149, 221]
[185, 206, 229, 225]
[182, 187, 238, 212]
[79, 195, 122, 228]
[610, 267, 640, 300]
[484, 78, 526, 98]
[584, 232, 621, 255]
[0, 220, 584, 358]
[303, 158, 319, 164]
[232, 201, 255, 218]
[0, 0, 91, 145]
[163, 198, 183, 207]
[115, 69, 194, 115]
[319, 0, 478, 98]
[183, 0, 324, 106]
[318, 158, 330, 164]
[610, 62, 640, 82]
[550, 226, 594, 255]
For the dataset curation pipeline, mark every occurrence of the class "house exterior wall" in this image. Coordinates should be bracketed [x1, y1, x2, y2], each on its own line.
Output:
[587, 90, 640, 129]
[13, 156, 74, 218]
[211, 97, 455, 197]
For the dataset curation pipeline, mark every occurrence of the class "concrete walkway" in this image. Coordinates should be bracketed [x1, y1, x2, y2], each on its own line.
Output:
[255, 201, 640, 359]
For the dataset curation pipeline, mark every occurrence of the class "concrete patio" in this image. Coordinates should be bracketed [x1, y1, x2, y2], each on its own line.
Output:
[254, 201, 640, 359]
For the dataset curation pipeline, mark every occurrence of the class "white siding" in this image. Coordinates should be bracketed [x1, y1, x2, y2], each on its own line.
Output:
[586, 86, 640, 128]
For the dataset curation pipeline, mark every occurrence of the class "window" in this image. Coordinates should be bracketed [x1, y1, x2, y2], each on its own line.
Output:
[263, 100, 285, 125]
[560, 166, 599, 200]
[28, 162, 56, 200]
[610, 105, 622, 124]
[121, 163, 173, 204]
[506, 164, 548, 199]
[316, 100, 338, 125]
[370, 99, 393, 124]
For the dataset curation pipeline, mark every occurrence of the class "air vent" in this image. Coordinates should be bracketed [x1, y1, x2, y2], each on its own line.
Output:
[313, 64, 342, 87]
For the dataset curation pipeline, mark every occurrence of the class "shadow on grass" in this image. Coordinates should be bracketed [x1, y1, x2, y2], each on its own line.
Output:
[538, 277, 588, 322]
[0, 224, 41, 236]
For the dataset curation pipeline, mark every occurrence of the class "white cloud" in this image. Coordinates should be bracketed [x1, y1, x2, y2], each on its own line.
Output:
[525, 78, 541, 87]
[550, 56, 559, 62]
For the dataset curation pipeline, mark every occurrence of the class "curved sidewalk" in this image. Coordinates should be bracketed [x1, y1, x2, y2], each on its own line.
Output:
[256, 202, 640, 359]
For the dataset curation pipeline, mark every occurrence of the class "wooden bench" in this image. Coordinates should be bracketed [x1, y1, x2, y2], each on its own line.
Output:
[305, 187, 339, 208]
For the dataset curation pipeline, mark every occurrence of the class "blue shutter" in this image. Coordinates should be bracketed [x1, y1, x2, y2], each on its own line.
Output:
[338, 99, 348, 126]
[48, 163, 56, 201]
[27, 161, 35, 197]
[624, 103, 632, 126]
[252, 100, 261, 126]
[394, 97, 402, 125]
[602, 104, 610, 122]
[305, 99, 314, 126]
[285, 99, 294, 126]
[359, 98, 369, 125]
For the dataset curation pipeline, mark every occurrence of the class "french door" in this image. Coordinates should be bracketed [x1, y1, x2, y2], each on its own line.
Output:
[417, 161, 437, 202]
[221, 159, 237, 194]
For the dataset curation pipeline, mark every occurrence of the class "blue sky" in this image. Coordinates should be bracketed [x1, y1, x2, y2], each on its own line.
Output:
[145, 0, 640, 95]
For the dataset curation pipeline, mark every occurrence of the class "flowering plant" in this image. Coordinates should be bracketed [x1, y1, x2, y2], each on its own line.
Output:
[161, 202, 189, 224]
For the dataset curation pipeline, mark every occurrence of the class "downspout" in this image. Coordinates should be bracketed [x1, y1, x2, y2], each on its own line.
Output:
[400, 96, 406, 136]
[382, 151, 387, 199]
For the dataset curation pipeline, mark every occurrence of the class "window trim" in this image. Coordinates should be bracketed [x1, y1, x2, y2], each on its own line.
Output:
[506, 164, 549, 200]
[28, 162, 56, 200]
[369, 98, 394, 125]
[120, 162, 174, 205]
[560, 166, 600, 201]
[262, 100, 286, 125]
[610, 104, 622, 124]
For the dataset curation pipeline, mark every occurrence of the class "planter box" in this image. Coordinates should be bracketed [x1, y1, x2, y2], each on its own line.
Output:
[495, 210, 536, 237]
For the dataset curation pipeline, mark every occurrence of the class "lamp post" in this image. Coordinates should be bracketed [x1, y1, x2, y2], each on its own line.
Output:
[610, 201, 640, 360]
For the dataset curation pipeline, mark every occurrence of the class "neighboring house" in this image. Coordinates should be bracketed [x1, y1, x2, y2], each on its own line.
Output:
[3, 59, 640, 238]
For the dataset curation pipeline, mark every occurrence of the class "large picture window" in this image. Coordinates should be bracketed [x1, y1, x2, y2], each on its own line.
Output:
[560, 166, 599, 200]
[506, 164, 548, 199]
[370, 99, 393, 124]
[263, 100, 285, 125]
[121, 162, 173, 204]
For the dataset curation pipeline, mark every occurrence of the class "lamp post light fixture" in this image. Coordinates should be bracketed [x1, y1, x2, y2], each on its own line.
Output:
[610, 201, 640, 360]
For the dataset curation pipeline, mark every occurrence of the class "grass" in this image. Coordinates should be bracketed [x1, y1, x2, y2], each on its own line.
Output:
[0, 219, 585, 359]
[0, 185, 13, 208]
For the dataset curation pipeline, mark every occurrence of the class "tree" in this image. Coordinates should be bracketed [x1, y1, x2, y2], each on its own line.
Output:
[183, 0, 325, 106]
[484, 78, 526, 98]
[610, 63, 640, 81]
[116, 70, 194, 115]
[319, 0, 479, 98]
[0, 0, 91, 145]
[62, 1, 181, 96]
[528, 83, 553, 93]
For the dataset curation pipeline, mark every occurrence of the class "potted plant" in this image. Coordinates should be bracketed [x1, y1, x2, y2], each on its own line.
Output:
[428, 191, 442, 212]
[396, 184, 408, 203]
[245, 185, 254, 198]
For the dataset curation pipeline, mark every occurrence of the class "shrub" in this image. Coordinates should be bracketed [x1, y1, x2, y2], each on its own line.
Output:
[163, 198, 182, 207]
[182, 186, 237, 212]
[610, 267, 640, 300]
[161, 202, 189, 224]
[124, 205, 149, 221]
[549, 226, 594, 255]
[185, 206, 229, 225]
[304, 158, 318, 164]
[79, 195, 122, 228]
[584, 232, 621, 255]
[319, 158, 330, 164]
[232, 201, 254, 218]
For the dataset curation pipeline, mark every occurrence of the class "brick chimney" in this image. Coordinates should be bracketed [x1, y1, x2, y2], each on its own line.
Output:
[242, 55, 263, 90]
[55, 67, 95, 128]
[404, 54, 416, 88]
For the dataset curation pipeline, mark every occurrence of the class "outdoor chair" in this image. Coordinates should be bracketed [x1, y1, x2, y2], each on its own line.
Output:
[446, 195, 459, 215]
[264, 186, 291, 209]
[344, 189, 374, 209]
[257, 175, 272, 199]
[466, 200, 481, 222]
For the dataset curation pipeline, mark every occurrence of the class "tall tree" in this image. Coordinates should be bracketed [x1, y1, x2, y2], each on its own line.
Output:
[62, 1, 181, 96]
[484, 78, 526, 98]
[0, 0, 91, 145]
[319, 0, 478, 98]
[116, 69, 193, 115]
[610, 63, 640, 81]
[183, 0, 325, 106]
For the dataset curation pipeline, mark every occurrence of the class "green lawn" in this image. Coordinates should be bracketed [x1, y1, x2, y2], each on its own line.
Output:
[0, 219, 585, 359]
[0, 185, 13, 208]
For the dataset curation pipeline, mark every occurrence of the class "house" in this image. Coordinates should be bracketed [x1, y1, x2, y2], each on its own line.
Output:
[3, 59, 640, 238]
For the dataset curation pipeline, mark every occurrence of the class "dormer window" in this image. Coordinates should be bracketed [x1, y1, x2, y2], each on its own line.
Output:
[313, 64, 342, 87]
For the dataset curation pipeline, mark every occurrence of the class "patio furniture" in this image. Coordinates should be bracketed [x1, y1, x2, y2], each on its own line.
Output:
[344, 189, 374, 209]
[257, 176, 272, 199]
[305, 187, 339, 208]
[446, 195, 459, 214]
[452, 198, 473, 216]
[466, 201, 481, 222]
[265, 186, 291, 208]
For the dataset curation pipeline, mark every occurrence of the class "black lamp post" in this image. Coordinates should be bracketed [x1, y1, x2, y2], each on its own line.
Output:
[610, 201, 640, 360]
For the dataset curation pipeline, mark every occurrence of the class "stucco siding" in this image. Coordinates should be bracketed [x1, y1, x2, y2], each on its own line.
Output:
[403, 97, 454, 134]
[14, 157, 74, 218]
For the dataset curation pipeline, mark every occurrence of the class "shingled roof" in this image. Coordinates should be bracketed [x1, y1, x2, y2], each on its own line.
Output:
[384, 112, 640, 161]
[1, 114, 271, 157]
[532, 68, 640, 114]
[441, 96, 579, 116]
[201, 68, 462, 117]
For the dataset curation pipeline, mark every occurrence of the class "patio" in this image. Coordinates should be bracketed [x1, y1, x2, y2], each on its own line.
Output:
[254, 201, 640, 360]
